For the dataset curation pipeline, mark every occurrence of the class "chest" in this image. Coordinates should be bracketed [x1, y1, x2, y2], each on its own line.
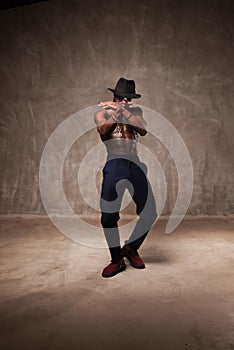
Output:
[112, 123, 137, 139]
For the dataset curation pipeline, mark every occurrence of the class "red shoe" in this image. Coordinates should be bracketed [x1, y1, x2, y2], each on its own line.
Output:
[121, 244, 145, 269]
[102, 259, 126, 278]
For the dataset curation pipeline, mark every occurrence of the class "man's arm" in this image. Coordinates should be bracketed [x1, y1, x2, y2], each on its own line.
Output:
[94, 102, 147, 137]
[122, 107, 147, 136]
[94, 103, 124, 138]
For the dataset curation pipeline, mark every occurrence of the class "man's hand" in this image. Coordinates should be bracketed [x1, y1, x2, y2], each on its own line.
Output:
[101, 101, 125, 119]
[99, 99, 128, 109]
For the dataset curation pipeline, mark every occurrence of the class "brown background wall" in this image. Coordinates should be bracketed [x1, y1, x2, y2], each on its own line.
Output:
[0, 0, 234, 215]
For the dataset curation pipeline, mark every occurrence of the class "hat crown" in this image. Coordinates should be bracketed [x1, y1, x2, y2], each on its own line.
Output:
[115, 78, 136, 95]
[107, 77, 141, 98]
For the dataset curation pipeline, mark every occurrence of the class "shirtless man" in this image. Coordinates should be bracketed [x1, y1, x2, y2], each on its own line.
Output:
[94, 77, 157, 278]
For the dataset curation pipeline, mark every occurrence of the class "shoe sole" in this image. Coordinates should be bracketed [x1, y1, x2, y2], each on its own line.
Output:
[130, 263, 145, 269]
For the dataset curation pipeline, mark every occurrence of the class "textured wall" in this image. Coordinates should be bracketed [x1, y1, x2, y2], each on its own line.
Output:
[0, 0, 234, 215]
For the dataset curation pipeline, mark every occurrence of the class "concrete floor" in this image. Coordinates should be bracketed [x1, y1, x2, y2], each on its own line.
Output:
[0, 217, 234, 350]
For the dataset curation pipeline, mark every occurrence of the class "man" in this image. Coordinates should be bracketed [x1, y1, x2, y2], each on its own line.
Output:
[94, 77, 157, 278]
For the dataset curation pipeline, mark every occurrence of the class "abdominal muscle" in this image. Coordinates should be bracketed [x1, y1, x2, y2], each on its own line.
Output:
[102, 123, 138, 156]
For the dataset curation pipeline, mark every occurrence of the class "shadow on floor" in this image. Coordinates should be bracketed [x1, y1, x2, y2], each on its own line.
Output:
[142, 248, 173, 264]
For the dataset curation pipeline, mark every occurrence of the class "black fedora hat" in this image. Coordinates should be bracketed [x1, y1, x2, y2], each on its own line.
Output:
[108, 77, 141, 99]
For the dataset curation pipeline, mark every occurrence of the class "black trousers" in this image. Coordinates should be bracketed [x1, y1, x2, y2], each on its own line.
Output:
[100, 155, 157, 262]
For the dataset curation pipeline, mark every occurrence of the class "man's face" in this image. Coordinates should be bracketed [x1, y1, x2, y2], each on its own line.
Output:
[113, 95, 124, 102]
[113, 95, 131, 103]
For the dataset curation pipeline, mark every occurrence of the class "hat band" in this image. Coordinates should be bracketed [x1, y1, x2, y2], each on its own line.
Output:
[115, 90, 135, 94]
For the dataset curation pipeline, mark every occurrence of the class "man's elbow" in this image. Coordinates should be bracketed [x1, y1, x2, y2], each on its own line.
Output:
[97, 125, 111, 138]
[139, 129, 148, 136]
[97, 126, 105, 136]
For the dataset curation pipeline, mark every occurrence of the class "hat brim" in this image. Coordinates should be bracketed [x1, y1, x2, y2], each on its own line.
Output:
[107, 88, 141, 99]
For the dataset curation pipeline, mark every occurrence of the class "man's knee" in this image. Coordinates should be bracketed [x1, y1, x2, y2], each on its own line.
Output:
[101, 212, 119, 228]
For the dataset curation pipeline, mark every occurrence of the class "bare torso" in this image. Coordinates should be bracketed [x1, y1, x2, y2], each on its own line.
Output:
[94, 103, 147, 156]
[101, 120, 138, 156]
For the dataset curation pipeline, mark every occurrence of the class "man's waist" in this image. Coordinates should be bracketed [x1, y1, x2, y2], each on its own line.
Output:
[106, 154, 140, 162]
